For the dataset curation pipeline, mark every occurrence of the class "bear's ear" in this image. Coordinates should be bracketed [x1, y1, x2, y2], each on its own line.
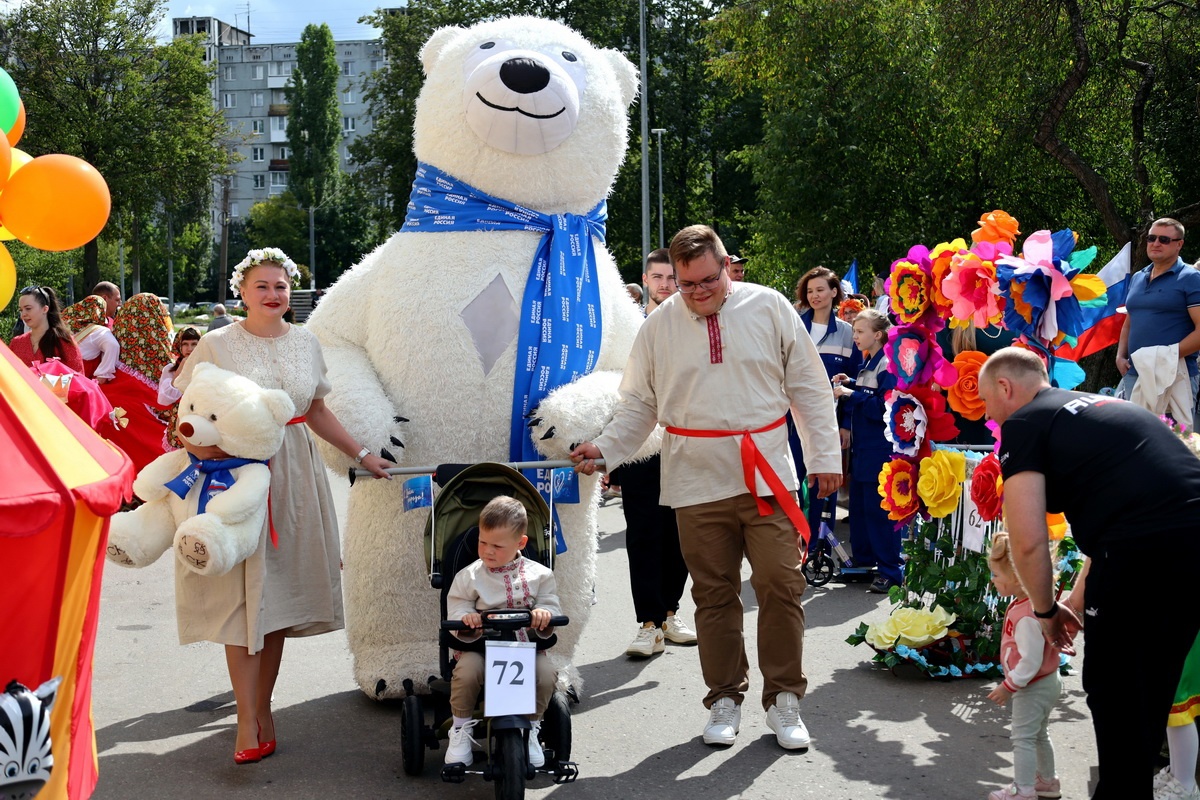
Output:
[421, 25, 462, 76]
[602, 48, 639, 109]
[262, 388, 297, 428]
[193, 362, 217, 380]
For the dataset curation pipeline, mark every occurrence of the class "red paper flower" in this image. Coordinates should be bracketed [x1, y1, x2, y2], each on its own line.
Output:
[970, 453, 1004, 522]
[878, 457, 922, 526]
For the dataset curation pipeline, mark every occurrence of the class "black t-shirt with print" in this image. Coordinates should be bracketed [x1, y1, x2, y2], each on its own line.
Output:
[999, 387, 1200, 553]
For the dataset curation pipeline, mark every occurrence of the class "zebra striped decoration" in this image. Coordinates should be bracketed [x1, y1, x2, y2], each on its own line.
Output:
[0, 677, 60, 800]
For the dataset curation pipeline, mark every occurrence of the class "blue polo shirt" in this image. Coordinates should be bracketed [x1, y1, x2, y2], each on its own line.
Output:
[1125, 257, 1200, 377]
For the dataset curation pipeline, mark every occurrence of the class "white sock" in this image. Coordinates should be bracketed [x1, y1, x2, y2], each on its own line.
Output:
[1168, 722, 1199, 791]
[1015, 784, 1034, 795]
[452, 715, 471, 728]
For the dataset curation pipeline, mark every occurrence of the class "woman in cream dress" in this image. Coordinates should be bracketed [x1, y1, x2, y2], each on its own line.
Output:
[174, 248, 392, 764]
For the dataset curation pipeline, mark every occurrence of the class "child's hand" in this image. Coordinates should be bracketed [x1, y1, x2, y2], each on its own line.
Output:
[987, 684, 1013, 706]
[833, 384, 851, 399]
[462, 612, 482, 629]
[839, 428, 851, 448]
[831, 373, 849, 385]
[530, 608, 552, 631]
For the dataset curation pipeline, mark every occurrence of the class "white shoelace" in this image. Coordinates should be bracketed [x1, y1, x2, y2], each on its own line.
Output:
[709, 704, 738, 726]
[451, 720, 480, 747]
[635, 627, 658, 642]
[773, 702, 801, 727]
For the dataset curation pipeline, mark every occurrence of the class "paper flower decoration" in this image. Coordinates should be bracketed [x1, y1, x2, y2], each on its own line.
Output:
[864, 605, 957, 649]
[111, 407, 129, 429]
[996, 228, 1106, 346]
[884, 391, 928, 457]
[888, 246, 940, 329]
[908, 385, 961, 445]
[972, 210, 1021, 246]
[947, 350, 988, 420]
[1046, 512, 1068, 541]
[942, 242, 1009, 328]
[917, 449, 966, 518]
[878, 456, 922, 525]
[885, 324, 958, 392]
[970, 453, 1004, 522]
[928, 239, 967, 319]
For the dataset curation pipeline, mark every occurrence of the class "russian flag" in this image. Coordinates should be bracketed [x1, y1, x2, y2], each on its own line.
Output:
[841, 259, 858, 295]
[1056, 242, 1131, 361]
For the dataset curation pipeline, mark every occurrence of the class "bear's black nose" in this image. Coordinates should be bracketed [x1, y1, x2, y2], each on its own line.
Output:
[499, 58, 550, 94]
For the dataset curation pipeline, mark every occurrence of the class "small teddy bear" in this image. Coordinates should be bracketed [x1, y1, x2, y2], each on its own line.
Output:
[106, 362, 295, 577]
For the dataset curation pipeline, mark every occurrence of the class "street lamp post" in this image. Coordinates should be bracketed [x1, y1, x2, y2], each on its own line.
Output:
[651, 127, 666, 249]
[639, 0, 650, 264]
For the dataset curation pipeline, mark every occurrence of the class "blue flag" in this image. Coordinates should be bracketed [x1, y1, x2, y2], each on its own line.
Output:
[842, 259, 859, 295]
[403, 475, 433, 512]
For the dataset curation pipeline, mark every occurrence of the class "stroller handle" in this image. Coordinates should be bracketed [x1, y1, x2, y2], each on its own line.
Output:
[348, 459, 605, 485]
[442, 613, 570, 632]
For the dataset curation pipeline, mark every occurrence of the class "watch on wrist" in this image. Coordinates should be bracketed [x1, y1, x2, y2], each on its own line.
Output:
[1033, 603, 1059, 619]
[354, 446, 370, 464]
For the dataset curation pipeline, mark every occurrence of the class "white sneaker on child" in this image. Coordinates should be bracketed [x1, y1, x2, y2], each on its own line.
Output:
[702, 698, 740, 746]
[445, 719, 479, 766]
[1155, 772, 1200, 800]
[528, 721, 545, 768]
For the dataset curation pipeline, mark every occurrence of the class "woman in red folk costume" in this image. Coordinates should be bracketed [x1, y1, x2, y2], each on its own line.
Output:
[62, 295, 121, 382]
[101, 292, 172, 471]
[11, 285, 83, 372]
[158, 326, 201, 450]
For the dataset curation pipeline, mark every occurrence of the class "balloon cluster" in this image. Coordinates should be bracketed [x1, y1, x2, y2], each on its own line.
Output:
[0, 68, 113, 311]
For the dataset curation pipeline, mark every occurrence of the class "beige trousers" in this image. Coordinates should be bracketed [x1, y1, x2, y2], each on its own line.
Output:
[450, 650, 557, 719]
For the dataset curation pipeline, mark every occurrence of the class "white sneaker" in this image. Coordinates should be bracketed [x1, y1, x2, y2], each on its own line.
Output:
[765, 691, 810, 749]
[1155, 768, 1173, 792]
[626, 624, 665, 658]
[528, 720, 545, 768]
[445, 719, 479, 766]
[1156, 772, 1200, 800]
[663, 615, 698, 644]
[702, 698, 741, 746]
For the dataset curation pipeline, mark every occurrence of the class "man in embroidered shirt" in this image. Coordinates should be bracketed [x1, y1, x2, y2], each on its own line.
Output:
[571, 224, 842, 750]
[1115, 218, 1200, 428]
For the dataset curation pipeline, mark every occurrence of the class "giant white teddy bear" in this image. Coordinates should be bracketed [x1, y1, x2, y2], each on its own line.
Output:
[307, 16, 656, 699]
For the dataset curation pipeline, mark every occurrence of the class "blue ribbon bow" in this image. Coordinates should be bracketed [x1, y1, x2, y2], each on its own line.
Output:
[165, 453, 267, 514]
[404, 163, 605, 551]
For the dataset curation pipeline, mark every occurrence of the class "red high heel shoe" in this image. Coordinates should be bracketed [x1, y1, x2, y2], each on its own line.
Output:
[258, 721, 277, 758]
[233, 745, 261, 765]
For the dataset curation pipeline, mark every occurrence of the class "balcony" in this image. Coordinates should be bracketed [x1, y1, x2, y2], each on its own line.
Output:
[268, 103, 289, 116]
[269, 127, 288, 143]
[267, 75, 288, 89]
[268, 159, 289, 171]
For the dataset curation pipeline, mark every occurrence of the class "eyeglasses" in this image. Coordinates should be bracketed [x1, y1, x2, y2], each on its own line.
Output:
[676, 262, 726, 294]
[1147, 234, 1183, 244]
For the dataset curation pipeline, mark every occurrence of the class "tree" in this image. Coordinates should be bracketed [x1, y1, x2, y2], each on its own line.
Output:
[4, 0, 231, 291]
[287, 23, 342, 213]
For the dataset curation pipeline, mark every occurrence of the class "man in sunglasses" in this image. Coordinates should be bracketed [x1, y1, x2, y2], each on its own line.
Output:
[571, 224, 841, 752]
[1116, 218, 1200, 429]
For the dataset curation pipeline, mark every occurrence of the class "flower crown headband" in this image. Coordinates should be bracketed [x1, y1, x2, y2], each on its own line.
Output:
[229, 247, 300, 297]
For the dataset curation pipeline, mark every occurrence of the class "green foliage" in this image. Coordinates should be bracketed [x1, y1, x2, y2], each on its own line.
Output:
[288, 24, 342, 210]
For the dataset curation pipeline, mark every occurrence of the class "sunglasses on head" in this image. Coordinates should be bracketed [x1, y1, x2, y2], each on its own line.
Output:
[1147, 234, 1182, 244]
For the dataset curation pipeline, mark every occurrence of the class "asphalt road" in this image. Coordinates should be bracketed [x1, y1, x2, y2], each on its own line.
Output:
[91, 475, 1098, 799]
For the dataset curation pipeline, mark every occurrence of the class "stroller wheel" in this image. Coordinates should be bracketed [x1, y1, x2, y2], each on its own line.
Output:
[805, 553, 836, 587]
[493, 728, 526, 800]
[401, 694, 426, 776]
[541, 690, 572, 764]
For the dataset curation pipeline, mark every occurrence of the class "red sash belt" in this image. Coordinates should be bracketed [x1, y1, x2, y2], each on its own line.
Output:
[665, 415, 811, 556]
[267, 415, 309, 548]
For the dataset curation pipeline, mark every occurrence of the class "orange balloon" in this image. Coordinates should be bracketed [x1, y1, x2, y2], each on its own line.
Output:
[6, 101, 24, 148]
[0, 147, 33, 242]
[0, 154, 111, 251]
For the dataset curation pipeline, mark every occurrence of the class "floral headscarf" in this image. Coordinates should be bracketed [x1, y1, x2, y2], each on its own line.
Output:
[112, 292, 172, 383]
[61, 295, 108, 335]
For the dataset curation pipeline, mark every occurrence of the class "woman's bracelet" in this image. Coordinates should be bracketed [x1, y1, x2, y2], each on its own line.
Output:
[353, 446, 370, 464]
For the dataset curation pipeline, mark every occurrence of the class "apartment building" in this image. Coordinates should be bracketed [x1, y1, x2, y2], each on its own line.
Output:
[172, 17, 382, 228]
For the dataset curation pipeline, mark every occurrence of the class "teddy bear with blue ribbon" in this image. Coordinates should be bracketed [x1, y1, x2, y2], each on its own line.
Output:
[106, 362, 295, 577]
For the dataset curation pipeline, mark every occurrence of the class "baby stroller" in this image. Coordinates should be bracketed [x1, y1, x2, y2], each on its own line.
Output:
[398, 461, 578, 799]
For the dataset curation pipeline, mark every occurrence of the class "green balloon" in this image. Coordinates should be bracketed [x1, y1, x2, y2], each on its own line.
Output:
[0, 69, 20, 134]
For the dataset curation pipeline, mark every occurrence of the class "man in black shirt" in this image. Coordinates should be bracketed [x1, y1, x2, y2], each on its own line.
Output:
[979, 347, 1200, 799]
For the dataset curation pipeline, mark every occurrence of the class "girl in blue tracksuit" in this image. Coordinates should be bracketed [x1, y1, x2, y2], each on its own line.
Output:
[832, 309, 899, 594]
[793, 267, 862, 540]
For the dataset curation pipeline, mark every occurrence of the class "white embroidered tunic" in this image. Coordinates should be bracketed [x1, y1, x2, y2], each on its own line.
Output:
[446, 555, 561, 643]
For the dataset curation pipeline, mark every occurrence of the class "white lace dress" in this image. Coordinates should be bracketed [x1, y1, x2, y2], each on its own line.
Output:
[173, 322, 344, 653]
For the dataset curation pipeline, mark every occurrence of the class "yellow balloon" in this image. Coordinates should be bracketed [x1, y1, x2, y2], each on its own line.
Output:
[0, 148, 31, 241]
[0, 242, 14, 311]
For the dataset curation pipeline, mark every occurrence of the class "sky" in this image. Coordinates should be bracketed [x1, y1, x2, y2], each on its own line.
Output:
[163, 0, 384, 44]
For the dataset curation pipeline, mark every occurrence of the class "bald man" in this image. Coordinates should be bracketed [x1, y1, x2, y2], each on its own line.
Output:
[979, 347, 1200, 799]
[92, 281, 121, 326]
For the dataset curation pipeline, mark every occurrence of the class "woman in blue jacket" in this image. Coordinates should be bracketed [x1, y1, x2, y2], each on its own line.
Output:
[793, 267, 862, 541]
[833, 309, 899, 593]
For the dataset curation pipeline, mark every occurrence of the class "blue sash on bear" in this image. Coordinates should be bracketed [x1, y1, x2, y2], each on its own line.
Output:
[403, 163, 605, 552]
[165, 455, 266, 514]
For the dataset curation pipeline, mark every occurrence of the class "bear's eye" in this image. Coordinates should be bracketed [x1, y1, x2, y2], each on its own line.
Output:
[479, 41, 495, 50]
[209, 414, 217, 421]
[189, 403, 194, 412]
[562, 51, 577, 62]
